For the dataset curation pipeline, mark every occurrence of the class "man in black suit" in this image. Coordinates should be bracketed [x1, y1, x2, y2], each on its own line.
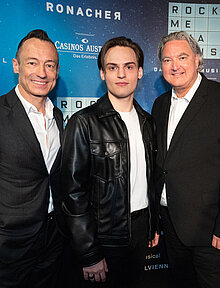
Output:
[152, 31, 220, 288]
[0, 29, 64, 288]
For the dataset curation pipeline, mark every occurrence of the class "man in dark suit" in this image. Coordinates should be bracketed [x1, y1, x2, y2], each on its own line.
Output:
[0, 29, 64, 288]
[152, 31, 220, 288]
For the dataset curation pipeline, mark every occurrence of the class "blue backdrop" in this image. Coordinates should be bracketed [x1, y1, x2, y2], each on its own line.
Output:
[1, 0, 220, 286]
[1, 0, 219, 117]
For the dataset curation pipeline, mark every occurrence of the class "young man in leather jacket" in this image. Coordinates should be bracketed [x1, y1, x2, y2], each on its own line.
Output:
[61, 36, 159, 288]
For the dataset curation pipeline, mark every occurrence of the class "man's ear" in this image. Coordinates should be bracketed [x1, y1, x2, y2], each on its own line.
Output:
[138, 67, 143, 80]
[56, 65, 60, 79]
[100, 69, 105, 81]
[195, 54, 200, 71]
[13, 58, 19, 74]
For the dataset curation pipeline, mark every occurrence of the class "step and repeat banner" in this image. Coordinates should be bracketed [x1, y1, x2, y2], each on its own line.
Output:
[1, 0, 220, 287]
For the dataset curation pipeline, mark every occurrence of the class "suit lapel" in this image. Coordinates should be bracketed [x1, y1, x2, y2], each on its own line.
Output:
[161, 93, 172, 159]
[50, 106, 63, 174]
[10, 96, 46, 167]
[53, 106, 63, 143]
[6, 89, 63, 174]
[5, 89, 49, 170]
[166, 76, 208, 157]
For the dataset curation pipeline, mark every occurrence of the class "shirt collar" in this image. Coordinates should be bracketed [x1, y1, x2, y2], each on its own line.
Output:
[15, 85, 54, 119]
[172, 73, 202, 103]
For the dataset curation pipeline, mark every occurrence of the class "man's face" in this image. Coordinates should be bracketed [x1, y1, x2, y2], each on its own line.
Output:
[100, 46, 143, 100]
[13, 38, 59, 101]
[161, 40, 199, 97]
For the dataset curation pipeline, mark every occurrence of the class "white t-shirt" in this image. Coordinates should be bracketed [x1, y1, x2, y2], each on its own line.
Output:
[118, 107, 148, 212]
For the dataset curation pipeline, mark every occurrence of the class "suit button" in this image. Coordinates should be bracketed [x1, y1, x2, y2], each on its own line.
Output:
[163, 170, 168, 175]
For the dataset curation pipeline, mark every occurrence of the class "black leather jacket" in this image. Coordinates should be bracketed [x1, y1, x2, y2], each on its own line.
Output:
[61, 94, 158, 266]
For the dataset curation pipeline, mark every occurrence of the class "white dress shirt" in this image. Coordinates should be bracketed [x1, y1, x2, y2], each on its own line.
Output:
[15, 85, 60, 213]
[160, 73, 202, 206]
[118, 107, 148, 212]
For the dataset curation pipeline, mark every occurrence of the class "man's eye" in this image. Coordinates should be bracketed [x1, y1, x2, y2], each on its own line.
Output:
[47, 64, 55, 69]
[46, 63, 56, 71]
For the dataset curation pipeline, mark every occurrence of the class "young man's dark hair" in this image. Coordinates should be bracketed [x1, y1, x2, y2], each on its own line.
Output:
[97, 36, 144, 70]
[16, 29, 58, 65]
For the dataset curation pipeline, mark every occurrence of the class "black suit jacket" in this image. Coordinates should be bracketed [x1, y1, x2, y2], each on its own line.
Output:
[0, 88, 64, 264]
[152, 74, 220, 246]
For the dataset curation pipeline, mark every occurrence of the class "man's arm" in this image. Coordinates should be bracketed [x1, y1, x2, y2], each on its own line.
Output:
[61, 114, 103, 267]
[212, 235, 220, 250]
[212, 190, 220, 250]
[212, 204, 220, 249]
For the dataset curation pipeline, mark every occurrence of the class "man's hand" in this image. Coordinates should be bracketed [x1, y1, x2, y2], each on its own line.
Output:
[212, 234, 220, 250]
[83, 258, 108, 282]
[148, 232, 160, 247]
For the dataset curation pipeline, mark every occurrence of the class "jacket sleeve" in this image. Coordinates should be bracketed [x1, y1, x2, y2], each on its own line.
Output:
[213, 197, 220, 238]
[147, 117, 160, 236]
[151, 98, 165, 234]
[61, 115, 103, 267]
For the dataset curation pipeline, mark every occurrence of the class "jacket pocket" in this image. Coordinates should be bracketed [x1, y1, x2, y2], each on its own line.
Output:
[90, 141, 122, 181]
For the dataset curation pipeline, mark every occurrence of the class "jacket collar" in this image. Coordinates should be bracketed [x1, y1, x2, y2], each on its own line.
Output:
[166, 73, 209, 157]
[97, 93, 117, 118]
[2, 88, 63, 169]
[97, 93, 150, 121]
[3, 88, 46, 167]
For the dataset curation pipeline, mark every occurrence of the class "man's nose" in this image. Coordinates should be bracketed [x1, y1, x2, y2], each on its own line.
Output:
[171, 59, 180, 71]
[37, 64, 47, 78]
[117, 67, 125, 78]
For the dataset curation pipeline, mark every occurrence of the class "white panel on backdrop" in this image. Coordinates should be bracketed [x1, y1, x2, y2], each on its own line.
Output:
[169, 2, 220, 59]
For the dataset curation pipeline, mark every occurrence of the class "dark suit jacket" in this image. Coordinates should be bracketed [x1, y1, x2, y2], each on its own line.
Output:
[152, 74, 220, 246]
[0, 88, 64, 264]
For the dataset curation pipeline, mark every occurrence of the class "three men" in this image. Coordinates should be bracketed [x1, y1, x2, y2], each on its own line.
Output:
[61, 36, 159, 287]
[0, 30, 64, 288]
[152, 31, 220, 287]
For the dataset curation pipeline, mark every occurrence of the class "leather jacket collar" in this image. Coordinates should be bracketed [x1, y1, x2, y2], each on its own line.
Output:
[97, 93, 150, 123]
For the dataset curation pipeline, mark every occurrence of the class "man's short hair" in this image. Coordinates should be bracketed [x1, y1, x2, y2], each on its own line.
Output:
[98, 36, 144, 71]
[16, 29, 58, 65]
[157, 31, 203, 71]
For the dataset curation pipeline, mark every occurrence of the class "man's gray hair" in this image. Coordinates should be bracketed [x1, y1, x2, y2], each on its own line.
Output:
[157, 31, 204, 71]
